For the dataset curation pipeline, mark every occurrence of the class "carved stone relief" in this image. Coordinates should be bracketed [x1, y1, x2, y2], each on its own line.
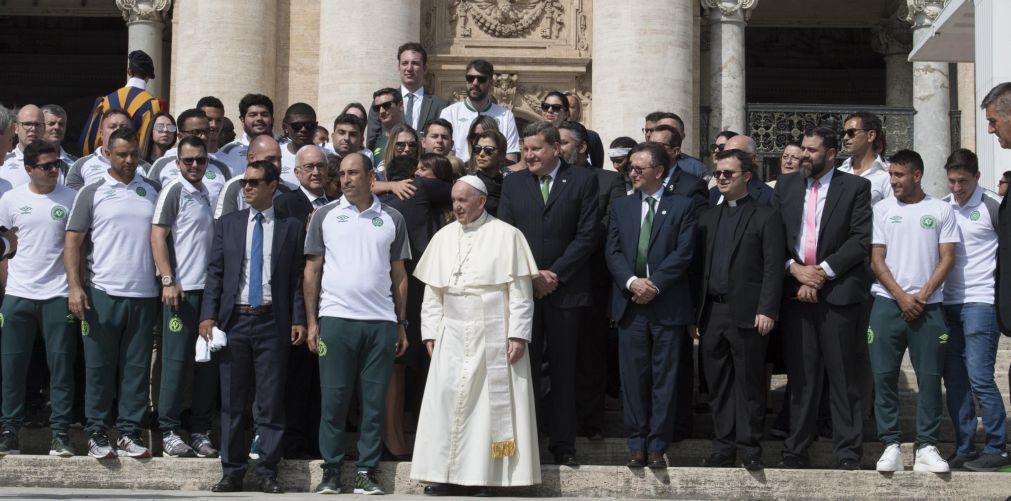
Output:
[450, 0, 566, 39]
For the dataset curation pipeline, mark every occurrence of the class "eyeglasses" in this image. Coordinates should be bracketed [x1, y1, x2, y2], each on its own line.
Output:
[465, 74, 490, 84]
[286, 121, 318, 132]
[843, 128, 867, 138]
[710, 143, 726, 152]
[394, 141, 418, 151]
[180, 128, 210, 137]
[781, 154, 802, 162]
[18, 121, 43, 130]
[472, 145, 498, 156]
[541, 103, 564, 113]
[30, 160, 61, 171]
[179, 156, 208, 166]
[239, 177, 270, 188]
[372, 101, 397, 112]
[154, 124, 177, 133]
[1000, 180, 1009, 185]
[297, 162, 326, 173]
[713, 169, 742, 179]
[630, 166, 653, 175]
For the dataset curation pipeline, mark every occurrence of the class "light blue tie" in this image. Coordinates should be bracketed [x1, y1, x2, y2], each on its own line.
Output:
[249, 212, 263, 307]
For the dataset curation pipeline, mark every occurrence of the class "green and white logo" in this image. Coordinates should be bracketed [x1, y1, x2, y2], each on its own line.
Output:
[867, 327, 874, 345]
[81, 320, 90, 336]
[168, 315, 183, 333]
[136, 187, 147, 197]
[51, 205, 67, 221]
[205, 171, 217, 180]
[970, 210, 981, 221]
[18, 206, 32, 215]
[371, 217, 383, 227]
[318, 339, 328, 357]
[939, 333, 949, 344]
[920, 215, 936, 229]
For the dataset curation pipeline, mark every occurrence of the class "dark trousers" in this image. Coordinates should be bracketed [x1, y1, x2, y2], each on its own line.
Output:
[158, 291, 218, 434]
[674, 333, 695, 439]
[284, 342, 320, 457]
[219, 310, 289, 479]
[576, 302, 608, 434]
[700, 302, 768, 459]
[617, 304, 685, 453]
[530, 302, 580, 456]
[781, 300, 863, 462]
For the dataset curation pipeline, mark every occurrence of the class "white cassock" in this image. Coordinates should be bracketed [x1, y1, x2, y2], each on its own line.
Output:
[410, 210, 541, 487]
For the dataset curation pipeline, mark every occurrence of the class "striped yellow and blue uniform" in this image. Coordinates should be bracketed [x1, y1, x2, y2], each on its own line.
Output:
[79, 85, 163, 156]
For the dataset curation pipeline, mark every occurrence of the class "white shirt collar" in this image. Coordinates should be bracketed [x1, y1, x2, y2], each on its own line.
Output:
[642, 185, 664, 202]
[249, 206, 275, 222]
[809, 167, 835, 187]
[300, 185, 326, 203]
[126, 77, 147, 90]
[102, 171, 140, 187]
[949, 185, 984, 209]
[338, 193, 382, 216]
[541, 160, 562, 180]
[401, 85, 424, 99]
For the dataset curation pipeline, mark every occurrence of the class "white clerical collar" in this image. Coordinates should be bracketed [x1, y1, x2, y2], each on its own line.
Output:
[460, 211, 489, 231]
[725, 194, 747, 207]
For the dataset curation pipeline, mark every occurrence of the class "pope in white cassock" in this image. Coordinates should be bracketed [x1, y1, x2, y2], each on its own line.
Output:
[410, 175, 541, 495]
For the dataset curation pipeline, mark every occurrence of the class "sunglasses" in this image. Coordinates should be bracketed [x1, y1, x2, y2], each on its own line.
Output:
[713, 169, 742, 179]
[287, 121, 318, 132]
[465, 74, 490, 84]
[394, 141, 418, 151]
[843, 128, 867, 138]
[180, 156, 208, 166]
[154, 124, 177, 133]
[31, 160, 61, 171]
[541, 103, 564, 113]
[472, 145, 498, 156]
[710, 143, 726, 152]
[372, 101, 397, 112]
[239, 178, 270, 188]
[180, 128, 210, 137]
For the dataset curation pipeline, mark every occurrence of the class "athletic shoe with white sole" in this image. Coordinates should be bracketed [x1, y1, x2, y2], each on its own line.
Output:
[913, 445, 950, 473]
[88, 432, 117, 459]
[117, 431, 152, 458]
[876, 443, 903, 472]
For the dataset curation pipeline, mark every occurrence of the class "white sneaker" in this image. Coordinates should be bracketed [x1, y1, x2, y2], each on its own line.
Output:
[876, 443, 903, 472]
[913, 445, 950, 473]
[116, 432, 151, 458]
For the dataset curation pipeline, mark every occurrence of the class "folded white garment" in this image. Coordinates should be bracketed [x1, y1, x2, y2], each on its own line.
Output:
[195, 336, 212, 363]
[211, 326, 228, 351]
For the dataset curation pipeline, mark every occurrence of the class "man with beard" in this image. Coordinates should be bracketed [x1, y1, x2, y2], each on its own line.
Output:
[197, 96, 225, 155]
[440, 59, 519, 163]
[218, 94, 276, 177]
[278, 103, 318, 190]
[773, 126, 872, 471]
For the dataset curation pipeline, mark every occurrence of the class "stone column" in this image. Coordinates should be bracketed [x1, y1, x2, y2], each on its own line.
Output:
[974, 0, 1011, 189]
[116, 0, 172, 99]
[592, 0, 695, 154]
[169, 0, 276, 120]
[703, 0, 758, 139]
[871, 20, 913, 107]
[317, 0, 420, 124]
[957, 63, 975, 151]
[907, 0, 950, 197]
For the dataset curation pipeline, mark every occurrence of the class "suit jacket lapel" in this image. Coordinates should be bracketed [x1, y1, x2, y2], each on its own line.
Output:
[544, 163, 571, 211]
[419, 93, 433, 124]
[732, 203, 756, 250]
[788, 176, 805, 246]
[526, 170, 546, 209]
[624, 197, 641, 266]
[271, 217, 284, 275]
[648, 193, 669, 247]
[704, 208, 720, 279]
[819, 171, 843, 242]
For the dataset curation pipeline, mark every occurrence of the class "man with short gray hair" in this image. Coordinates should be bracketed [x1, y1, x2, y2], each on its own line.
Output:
[41, 104, 77, 165]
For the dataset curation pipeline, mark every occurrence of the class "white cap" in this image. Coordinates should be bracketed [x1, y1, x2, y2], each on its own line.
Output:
[456, 175, 488, 195]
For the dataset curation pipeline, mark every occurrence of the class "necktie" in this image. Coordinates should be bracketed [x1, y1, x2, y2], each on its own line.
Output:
[405, 92, 415, 129]
[803, 180, 820, 265]
[249, 212, 264, 307]
[313, 197, 327, 209]
[635, 197, 655, 277]
[540, 175, 551, 203]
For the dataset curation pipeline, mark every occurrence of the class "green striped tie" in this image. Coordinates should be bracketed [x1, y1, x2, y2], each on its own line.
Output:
[540, 175, 551, 203]
[635, 197, 655, 277]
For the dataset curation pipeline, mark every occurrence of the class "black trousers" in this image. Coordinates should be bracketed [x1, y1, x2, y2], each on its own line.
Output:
[219, 310, 289, 479]
[781, 300, 864, 462]
[284, 343, 320, 457]
[576, 301, 608, 434]
[530, 302, 580, 456]
[700, 302, 768, 459]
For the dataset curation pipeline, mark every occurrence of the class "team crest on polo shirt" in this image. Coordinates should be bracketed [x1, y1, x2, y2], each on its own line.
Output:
[136, 187, 147, 197]
[970, 210, 981, 221]
[205, 171, 217, 180]
[372, 217, 383, 227]
[51, 206, 68, 221]
[919, 215, 936, 229]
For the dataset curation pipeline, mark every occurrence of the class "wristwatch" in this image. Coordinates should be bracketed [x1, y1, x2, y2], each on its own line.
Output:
[397, 319, 409, 328]
[161, 275, 175, 287]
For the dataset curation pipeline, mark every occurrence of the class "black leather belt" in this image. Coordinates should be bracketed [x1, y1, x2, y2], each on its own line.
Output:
[235, 304, 272, 315]
[707, 294, 729, 304]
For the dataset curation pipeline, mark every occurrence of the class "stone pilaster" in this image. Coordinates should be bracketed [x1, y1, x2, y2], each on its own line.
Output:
[702, 0, 758, 139]
[906, 0, 950, 197]
[871, 20, 913, 108]
[317, 0, 420, 125]
[591, 0, 696, 153]
[973, 0, 1011, 189]
[116, 0, 172, 99]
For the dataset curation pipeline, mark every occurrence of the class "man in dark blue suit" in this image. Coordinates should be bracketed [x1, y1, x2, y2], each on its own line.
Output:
[606, 142, 696, 469]
[200, 160, 307, 494]
[498, 121, 600, 466]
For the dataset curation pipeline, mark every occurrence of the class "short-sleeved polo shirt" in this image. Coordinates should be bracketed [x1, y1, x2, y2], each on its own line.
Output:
[305, 195, 411, 322]
[0, 184, 76, 299]
[278, 143, 302, 190]
[66, 173, 161, 297]
[147, 155, 231, 204]
[65, 151, 151, 190]
[942, 186, 1001, 305]
[152, 179, 214, 291]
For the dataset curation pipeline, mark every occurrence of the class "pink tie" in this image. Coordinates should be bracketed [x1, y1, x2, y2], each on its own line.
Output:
[804, 180, 820, 265]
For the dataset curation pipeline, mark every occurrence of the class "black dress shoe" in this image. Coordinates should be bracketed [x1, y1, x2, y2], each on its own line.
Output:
[647, 452, 667, 469]
[553, 452, 579, 466]
[259, 476, 284, 494]
[211, 475, 242, 493]
[778, 455, 810, 469]
[701, 453, 734, 467]
[742, 456, 764, 470]
[424, 483, 462, 496]
[837, 458, 860, 471]
[627, 450, 646, 468]
[468, 486, 493, 497]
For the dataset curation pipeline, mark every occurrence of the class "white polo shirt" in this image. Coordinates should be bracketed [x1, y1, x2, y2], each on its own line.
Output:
[942, 186, 1001, 305]
[0, 184, 76, 299]
[839, 155, 893, 205]
[871, 195, 960, 304]
[439, 101, 519, 163]
[305, 195, 411, 322]
[1, 145, 30, 188]
[152, 179, 214, 291]
[278, 142, 303, 190]
[218, 132, 285, 181]
[147, 156, 231, 204]
[66, 150, 151, 190]
[66, 173, 161, 298]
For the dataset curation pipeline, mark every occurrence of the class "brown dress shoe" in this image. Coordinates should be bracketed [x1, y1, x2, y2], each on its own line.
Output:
[627, 450, 646, 468]
[648, 451, 668, 469]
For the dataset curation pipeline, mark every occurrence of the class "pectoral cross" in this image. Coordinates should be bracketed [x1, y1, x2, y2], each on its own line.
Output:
[452, 269, 464, 285]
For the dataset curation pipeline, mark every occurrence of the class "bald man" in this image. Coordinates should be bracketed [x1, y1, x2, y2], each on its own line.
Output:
[2, 105, 47, 188]
[708, 135, 775, 207]
[214, 134, 289, 220]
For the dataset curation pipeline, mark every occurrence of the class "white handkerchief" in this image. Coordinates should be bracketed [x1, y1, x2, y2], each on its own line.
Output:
[194, 336, 212, 363]
[210, 327, 228, 351]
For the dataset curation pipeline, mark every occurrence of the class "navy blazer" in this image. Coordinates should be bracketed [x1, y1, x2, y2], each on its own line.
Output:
[664, 167, 709, 216]
[498, 161, 600, 309]
[200, 208, 307, 337]
[606, 191, 697, 326]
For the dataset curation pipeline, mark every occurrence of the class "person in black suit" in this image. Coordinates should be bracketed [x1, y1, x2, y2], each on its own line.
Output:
[695, 149, 784, 470]
[606, 142, 696, 469]
[498, 121, 600, 466]
[774, 126, 872, 470]
[201, 160, 307, 493]
[271, 145, 330, 459]
[366, 43, 449, 149]
[707, 135, 776, 207]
